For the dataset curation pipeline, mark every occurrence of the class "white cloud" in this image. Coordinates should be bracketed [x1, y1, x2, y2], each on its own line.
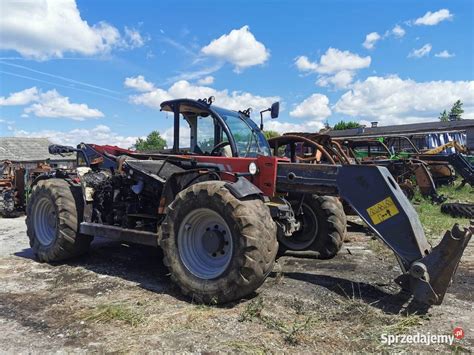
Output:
[295, 48, 370, 89]
[0, 87, 103, 120]
[391, 25, 406, 38]
[129, 87, 172, 109]
[197, 76, 215, 85]
[128, 78, 279, 114]
[24, 89, 104, 120]
[363, 25, 405, 51]
[124, 75, 155, 92]
[414, 9, 453, 26]
[0, 87, 38, 106]
[290, 94, 331, 120]
[435, 50, 455, 59]
[265, 120, 324, 134]
[363, 32, 381, 50]
[124, 27, 146, 48]
[334, 75, 474, 125]
[408, 44, 432, 58]
[300, 48, 371, 74]
[201, 25, 270, 72]
[0, 0, 144, 60]
[295, 56, 319, 72]
[14, 125, 138, 148]
[316, 70, 355, 89]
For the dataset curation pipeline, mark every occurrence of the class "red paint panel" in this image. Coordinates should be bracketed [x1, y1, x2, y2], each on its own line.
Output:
[189, 155, 283, 197]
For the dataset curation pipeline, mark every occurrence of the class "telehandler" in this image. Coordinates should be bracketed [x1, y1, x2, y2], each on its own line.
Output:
[26, 97, 472, 305]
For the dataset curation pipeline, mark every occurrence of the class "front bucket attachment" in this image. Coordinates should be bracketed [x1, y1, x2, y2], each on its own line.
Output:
[396, 224, 472, 305]
[277, 163, 470, 305]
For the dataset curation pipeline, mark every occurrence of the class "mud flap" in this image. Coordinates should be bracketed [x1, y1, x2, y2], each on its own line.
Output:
[395, 224, 472, 305]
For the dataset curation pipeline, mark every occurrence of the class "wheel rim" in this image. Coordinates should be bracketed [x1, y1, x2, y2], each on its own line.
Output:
[177, 208, 233, 280]
[34, 196, 57, 246]
[280, 202, 318, 250]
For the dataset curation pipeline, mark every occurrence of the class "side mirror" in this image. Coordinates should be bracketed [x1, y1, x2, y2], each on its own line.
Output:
[260, 101, 280, 130]
[270, 102, 279, 119]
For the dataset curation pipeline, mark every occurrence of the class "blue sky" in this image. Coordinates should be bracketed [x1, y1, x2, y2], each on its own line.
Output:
[0, 0, 473, 147]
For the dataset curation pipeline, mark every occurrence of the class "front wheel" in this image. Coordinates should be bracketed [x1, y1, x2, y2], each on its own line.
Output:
[278, 195, 346, 259]
[26, 179, 92, 262]
[160, 181, 278, 304]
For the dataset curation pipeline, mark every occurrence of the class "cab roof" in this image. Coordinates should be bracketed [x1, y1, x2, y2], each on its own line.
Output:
[160, 98, 241, 118]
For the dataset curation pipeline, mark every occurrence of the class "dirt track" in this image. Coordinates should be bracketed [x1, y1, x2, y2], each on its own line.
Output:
[0, 216, 472, 352]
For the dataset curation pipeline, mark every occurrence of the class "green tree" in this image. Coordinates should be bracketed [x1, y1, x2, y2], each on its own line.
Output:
[438, 109, 449, 122]
[263, 130, 280, 140]
[448, 100, 464, 121]
[133, 131, 167, 151]
[333, 121, 362, 130]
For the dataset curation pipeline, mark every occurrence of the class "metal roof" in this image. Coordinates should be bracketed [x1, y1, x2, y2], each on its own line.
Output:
[0, 137, 75, 162]
[327, 119, 474, 138]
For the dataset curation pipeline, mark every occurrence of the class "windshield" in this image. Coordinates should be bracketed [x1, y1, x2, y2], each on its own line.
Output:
[216, 109, 271, 157]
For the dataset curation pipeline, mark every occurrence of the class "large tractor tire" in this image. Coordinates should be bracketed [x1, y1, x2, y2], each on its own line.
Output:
[160, 181, 278, 304]
[441, 203, 474, 219]
[279, 195, 346, 259]
[26, 179, 92, 262]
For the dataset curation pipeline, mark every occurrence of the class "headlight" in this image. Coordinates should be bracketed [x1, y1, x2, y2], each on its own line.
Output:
[248, 162, 258, 175]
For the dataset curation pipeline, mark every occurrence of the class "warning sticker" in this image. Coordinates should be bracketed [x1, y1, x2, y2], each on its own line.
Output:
[366, 197, 399, 225]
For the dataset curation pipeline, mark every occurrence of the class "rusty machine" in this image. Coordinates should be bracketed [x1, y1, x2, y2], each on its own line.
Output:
[0, 161, 25, 217]
[267, 133, 443, 202]
[0, 161, 52, 217]
[384, 136, 473, 187]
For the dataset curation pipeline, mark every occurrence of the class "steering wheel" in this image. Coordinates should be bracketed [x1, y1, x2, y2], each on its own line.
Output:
[210, 141, 231, 156]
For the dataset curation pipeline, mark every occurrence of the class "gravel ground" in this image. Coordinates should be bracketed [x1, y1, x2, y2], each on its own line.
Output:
[0, 216, 472, 353]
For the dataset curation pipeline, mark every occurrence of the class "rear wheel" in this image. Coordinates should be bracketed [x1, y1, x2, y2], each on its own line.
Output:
[161, 181, 278, 304]
[278, 195, 346, 259]
[26, 179, 92, 262]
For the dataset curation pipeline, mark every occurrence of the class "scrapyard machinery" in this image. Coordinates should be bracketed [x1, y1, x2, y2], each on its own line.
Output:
[0, 161, 52, 217]
[337, 138, 444, 201]
[384, 135, 473, 187]
[267, 133, 443, 202]
[26, 98, 472, 305]
[0, 161, 25, 217]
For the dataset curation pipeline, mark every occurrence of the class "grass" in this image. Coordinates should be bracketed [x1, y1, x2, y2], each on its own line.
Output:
[289, 296, 305, 315]
[238, 297, 314, 345]
[266, 316, 313, 346]
[223, 340, 267, 354]
[83, 303, 146, 327]
[382, 314, 424, 334]
[414, 181, 472, 241]
[238, 297, 264, 322]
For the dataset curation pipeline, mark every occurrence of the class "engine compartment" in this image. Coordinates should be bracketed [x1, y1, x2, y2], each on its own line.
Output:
[79, 157, 220, 233]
